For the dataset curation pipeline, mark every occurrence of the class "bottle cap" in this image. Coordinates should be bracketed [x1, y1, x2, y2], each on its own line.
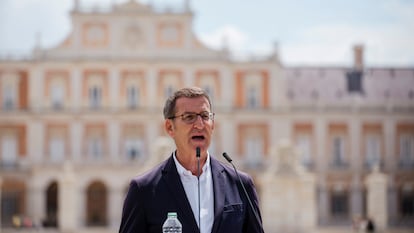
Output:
[167, 212, 177, 218]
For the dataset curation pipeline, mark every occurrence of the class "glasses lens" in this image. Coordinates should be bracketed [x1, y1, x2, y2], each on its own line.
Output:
[200, 112, 211, 120]
[182, 113, 197, 123]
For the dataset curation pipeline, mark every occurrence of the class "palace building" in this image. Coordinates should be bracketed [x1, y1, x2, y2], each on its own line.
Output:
[0, 1, 413, 232]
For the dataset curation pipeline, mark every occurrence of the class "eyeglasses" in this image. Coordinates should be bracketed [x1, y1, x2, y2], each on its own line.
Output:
[169, 111, 215, 124]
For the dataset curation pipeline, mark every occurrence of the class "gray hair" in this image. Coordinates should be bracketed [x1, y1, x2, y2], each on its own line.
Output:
[163, 87, 212, 119]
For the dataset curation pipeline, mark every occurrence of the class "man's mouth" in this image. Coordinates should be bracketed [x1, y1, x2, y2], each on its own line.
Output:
[192, 135, 205, 141]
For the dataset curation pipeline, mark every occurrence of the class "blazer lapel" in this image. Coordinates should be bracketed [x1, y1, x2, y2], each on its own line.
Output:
[162, 155, 200, 233]
[210, 157, 226, 233]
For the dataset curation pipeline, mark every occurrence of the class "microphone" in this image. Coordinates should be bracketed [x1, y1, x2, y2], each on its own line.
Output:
[196, 147, 201, 230]
[222, 152, 264, 233]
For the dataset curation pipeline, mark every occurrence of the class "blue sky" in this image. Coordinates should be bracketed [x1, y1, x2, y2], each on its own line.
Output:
[1, 0, 413, 66]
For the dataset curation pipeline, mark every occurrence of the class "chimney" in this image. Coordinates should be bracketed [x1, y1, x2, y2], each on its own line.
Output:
[353, 44, 364, 70]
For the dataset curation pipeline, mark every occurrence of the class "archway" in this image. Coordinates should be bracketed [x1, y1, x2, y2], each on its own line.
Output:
[1, 179, 26, 227]
[44, 181, 58, 227]
[86, 180, 107, 226]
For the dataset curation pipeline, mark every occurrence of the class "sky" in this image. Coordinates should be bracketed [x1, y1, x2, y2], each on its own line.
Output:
[1, 0, 414, 67]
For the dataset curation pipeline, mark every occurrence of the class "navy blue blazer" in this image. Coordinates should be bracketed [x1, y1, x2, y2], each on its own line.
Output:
[119, 154, 264, 233]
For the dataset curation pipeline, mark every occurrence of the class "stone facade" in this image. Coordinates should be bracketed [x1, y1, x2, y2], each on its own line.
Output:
[0, 1, 413, 233]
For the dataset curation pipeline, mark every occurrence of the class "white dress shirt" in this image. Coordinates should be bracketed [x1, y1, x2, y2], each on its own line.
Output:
[173, 152, 214, 233]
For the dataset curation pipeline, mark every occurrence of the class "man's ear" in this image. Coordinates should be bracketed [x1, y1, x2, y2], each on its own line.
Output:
[165, 119, 174, 136]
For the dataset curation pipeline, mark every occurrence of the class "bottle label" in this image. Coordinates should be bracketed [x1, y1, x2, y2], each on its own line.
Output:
[162, 226, 182, 233]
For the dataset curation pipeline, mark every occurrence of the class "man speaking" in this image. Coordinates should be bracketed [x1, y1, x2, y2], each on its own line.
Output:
[119, 87, 264, 233]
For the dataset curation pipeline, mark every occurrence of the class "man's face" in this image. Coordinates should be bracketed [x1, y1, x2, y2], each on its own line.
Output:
[165, 96, 214, 156]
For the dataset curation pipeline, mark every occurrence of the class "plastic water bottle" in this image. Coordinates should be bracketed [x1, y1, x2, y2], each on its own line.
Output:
[162, 212, 182, 233]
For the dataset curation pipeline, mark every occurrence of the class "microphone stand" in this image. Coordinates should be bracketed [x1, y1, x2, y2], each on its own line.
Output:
[196, 147, 201, 231]
[222, 152, 264, 233]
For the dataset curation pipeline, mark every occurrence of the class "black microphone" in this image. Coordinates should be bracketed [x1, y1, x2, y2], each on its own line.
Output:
[196, 147, 201, 230]
[222, 152, 264, 233]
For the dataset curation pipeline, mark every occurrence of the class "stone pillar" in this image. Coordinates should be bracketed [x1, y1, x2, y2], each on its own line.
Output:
[108, 120, 120, 162]
[70, 68, 81, 109]
[58, 161, 77, 233]
[70, 121, 82, 162]
[108, 68, 119, 109]
[26, 179, 45, 228]
[108, 185, 125, 230]
[315, 118, 326, 172]
[351, 176, 363, 217]
[317, 181, 329, 225]
[365, 166, 388, 231]
[146, 68, 157, 107]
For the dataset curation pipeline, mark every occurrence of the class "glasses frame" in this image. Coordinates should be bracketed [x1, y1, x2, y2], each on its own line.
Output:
[168, 111, 215, 124]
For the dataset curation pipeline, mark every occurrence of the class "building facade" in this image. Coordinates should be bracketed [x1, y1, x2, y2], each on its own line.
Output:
[0, 1, 413, 232]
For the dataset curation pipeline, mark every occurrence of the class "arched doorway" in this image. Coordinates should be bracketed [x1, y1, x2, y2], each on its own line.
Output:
[44, 181, 58, 227]
[86, 181, 107, 226]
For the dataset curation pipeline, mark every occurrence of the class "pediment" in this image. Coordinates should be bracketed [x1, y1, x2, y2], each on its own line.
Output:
[113, 0, 151, 13]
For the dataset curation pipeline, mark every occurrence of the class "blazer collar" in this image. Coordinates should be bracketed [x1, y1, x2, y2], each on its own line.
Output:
[161, 154, 227, 233]
[162, 154, 200, 233]
[210, 156, 226, 233]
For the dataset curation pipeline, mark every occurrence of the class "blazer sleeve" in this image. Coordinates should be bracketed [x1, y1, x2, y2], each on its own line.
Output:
[119, 181, 148, 233]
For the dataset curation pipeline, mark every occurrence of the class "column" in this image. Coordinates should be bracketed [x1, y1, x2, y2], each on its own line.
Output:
[71, 68, 82, 109]
[220, 116, 236, 159]
[365, 168, 388, 231]
[220, 67, 233, 109]
[27, 120, 44, 163]
[27, 179, 45, 228]
[317, 181, 329, 225]
[314, 118, 326, 171]
[108, 68, 119, 109]
[384, 118, 395, 170]
[108, 185, 125, 230]
[146, 68, 157, 107]
[350, 118, 361, 170]
[109, 120, 120, 162]
[70, 121, 82, 162]
[58, 162, 77, 232]
[183, 68, 192, 87]
[351, 176, 363, 217]
[29, 67, 44, 110]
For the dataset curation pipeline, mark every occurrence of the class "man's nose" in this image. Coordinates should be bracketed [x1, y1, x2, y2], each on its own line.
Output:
[193, 115, 205, 128]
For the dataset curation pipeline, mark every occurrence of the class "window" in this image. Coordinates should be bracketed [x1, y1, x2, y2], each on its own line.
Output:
[164, 86, 174, 99]
[365, 135, 381, 167]
[399, 134, 414, 166]
[245, 136, 263, 167]
[88, 138, 103, 159]
[346, 70, 363, 93]
[331, 191, 349, 217]
[49, 137, 65, 162]
[203, 85, 214, 103]
[126, 86, 139, 109]
[1, 136, 17, 166]
[1, 191, 20, 227]
[89, 86, 102, 108]
[332, 136, 346, 166]
[296, 135, 312, 166]
[247, 87, 259, 108]
[124, 139, 143, 161]
[2, 85, 15, 109]
[51, 84, 64, 109]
